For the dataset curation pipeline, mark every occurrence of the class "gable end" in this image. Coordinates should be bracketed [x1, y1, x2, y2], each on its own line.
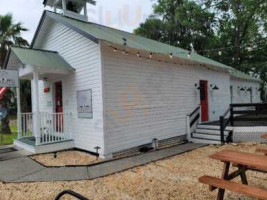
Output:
[31, 11, 99, 48]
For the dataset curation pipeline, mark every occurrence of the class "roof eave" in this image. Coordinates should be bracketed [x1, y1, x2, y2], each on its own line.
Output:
[230, 75, 261, 83]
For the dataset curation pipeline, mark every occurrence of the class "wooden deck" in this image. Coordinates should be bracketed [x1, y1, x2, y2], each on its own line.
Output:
[202, 114, 267, 127]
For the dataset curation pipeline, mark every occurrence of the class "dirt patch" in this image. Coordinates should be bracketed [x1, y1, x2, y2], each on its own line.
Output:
[1, 143, 267, 200]
[30, 150, 101, 166]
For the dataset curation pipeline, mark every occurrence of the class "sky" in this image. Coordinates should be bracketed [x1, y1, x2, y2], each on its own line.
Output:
[0, 0, 154, 43]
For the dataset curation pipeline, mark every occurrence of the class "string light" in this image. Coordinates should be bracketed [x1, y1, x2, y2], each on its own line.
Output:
[188, 51, 191, 58]
[218, 51, 222, 56]
[108, 45, 227, 72]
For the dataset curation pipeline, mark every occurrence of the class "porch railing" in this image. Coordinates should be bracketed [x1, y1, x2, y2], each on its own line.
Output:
[39, 113, 72, 145]
[219, 106, 233, 144]
[186, 106, 201, 141]
[19, 112, 72, 145]
[220, 103, 267, 144]
[20, 113, 34, 138]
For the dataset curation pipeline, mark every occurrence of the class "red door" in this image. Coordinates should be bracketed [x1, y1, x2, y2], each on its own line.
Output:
[200, 80, 209, 122]
[55, 82, 63, 132]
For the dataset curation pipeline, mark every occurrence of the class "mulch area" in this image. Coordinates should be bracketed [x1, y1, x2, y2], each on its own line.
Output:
[0, 142, 267, 200]
[30, 150, 101, 167]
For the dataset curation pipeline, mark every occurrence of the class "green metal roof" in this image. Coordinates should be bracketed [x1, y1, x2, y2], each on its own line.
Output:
[230, 70, 261, 82]
[11, 47, 73, 71]
[46, 12, 233, 72]
[31, 11, 260, 82]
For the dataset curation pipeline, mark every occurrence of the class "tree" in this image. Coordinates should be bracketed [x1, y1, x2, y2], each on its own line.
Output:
[202, 0, 267, 71]
[0, 13, 29, 133]
[135, 0, 217, 53]
[135, 0, 267, 94]
[0, 13, 29, 67]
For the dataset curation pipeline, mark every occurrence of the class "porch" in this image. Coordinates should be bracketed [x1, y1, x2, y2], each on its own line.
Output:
[14, 112, 74, 153]
[6, 47, 75, 153]
[188, 103, 267, 144]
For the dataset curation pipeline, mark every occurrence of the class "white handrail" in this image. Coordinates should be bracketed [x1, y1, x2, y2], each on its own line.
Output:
[39, 112, 72, 145]
[19, 113, 33, 139]
[19, 112, 72, 145]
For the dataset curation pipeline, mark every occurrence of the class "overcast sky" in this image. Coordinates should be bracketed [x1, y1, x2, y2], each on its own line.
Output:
[0, 0, 153, 43]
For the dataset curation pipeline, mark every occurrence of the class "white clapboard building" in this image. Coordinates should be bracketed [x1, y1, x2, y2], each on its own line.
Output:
[4, 0, 261, 158]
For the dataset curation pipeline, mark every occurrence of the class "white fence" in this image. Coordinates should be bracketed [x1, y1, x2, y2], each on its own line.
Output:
[19, 112, 72, 145]
[20, 113, 33, 138]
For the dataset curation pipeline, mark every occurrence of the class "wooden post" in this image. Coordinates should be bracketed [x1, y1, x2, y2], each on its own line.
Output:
[217, 162, 230, 200]
[16, 82, 22, 139]
[186, 115, 191, 142]
[220, 116, 225, 144]
[84, 3, 88, 17]
[62, 0, 67, 12]
[33, 70, 41, 145]
[230, 106, 234, 126]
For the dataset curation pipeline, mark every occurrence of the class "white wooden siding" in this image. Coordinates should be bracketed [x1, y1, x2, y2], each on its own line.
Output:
[230, 78, 261, 104]
[101, 45, 231, 154]
[33, 20, 105, 156]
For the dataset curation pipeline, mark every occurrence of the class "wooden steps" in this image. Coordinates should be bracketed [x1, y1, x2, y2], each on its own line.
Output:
[191, 124, 231, 144]
[199, 176, 267, 200]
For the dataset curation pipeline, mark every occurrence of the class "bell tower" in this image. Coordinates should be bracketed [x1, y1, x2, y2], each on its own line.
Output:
[43, 0, 96, 22]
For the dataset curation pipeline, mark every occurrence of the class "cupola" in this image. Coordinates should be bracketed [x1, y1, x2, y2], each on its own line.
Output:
[43, 0, 96, 22]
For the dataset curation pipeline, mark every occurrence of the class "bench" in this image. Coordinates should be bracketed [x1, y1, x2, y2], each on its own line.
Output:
[199, 176, 267, 200]
[256, 134, 267, 156]
[256, 149, 267, 156]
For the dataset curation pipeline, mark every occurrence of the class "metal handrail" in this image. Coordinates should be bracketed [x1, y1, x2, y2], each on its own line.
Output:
[231, 103, 267, 107]
[188, 106, 200, 117]
[220, 106, 233, 144]
[54, 190, 89, 200]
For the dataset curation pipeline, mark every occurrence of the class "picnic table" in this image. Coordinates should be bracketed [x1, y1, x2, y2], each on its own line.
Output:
[199, 150, 267, 200]
[262, 134, 267, 140]
[256, 134, 267, 155]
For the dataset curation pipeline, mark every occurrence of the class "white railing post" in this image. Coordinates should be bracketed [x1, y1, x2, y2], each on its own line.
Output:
[16, 85, 22, 139]
[199, 104, 202, 123]
[31, 112, 70, 145]
[32, 70, 41, 145]
[19, 111, 71, 145]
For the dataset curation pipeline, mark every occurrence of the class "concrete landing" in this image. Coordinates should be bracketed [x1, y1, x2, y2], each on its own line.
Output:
[0, 143, 206, 183]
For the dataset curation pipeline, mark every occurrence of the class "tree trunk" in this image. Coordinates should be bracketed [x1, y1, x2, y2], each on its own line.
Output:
[1, 116, 11, 134]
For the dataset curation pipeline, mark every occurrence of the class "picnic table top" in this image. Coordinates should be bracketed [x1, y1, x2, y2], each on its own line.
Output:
[210, 150, 267, 173]
[262, 134, 267, 139]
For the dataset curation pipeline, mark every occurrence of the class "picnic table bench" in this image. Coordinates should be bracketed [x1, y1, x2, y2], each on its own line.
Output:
[199, 150, 267, 200]
[262, 134, 267, 140]
[256, 134, 267, 156]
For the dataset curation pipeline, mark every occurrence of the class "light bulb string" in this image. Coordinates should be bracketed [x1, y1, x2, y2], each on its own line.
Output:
[109, 45, 219, 68]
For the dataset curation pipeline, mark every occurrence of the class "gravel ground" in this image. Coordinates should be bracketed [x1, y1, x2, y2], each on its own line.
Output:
[1, 143, 267, 200]
[31, 150, 101, 166]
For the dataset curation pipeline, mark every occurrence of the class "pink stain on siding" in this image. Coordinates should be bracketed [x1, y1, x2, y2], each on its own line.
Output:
[0, 87, 7, 100]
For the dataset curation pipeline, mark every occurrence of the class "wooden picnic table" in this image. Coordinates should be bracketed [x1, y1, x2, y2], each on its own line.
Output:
[256, 134, 267, 155]
[209, 150, 267, 199]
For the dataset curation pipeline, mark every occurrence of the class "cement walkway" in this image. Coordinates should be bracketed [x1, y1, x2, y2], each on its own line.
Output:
[0, 143, 206, 183]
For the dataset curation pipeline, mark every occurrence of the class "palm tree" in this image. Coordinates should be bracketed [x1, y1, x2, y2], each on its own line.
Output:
[0, 13, 29, 67]
[0, 13, 29, 134]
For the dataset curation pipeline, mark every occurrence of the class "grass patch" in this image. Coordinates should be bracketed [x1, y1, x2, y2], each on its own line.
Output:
[0, 125, 17, 146]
